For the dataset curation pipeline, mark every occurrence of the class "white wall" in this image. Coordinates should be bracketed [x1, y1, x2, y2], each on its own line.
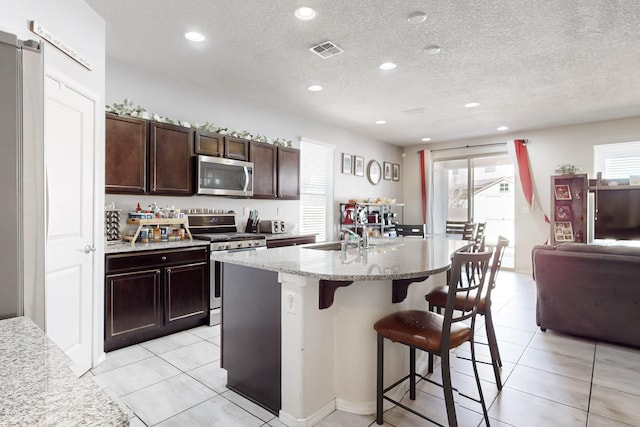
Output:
[4, 0, 106, 365]
[105, 60, 403, 238]
[402, 116, 640, 273]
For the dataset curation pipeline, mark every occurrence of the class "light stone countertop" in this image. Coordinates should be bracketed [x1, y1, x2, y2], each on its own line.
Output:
[105, 239, 210, 254]
[0, 317, 129, 426]
[210, 235, 470, 281]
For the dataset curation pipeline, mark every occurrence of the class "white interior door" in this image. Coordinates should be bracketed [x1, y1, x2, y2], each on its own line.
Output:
[44, 75, 95, 376]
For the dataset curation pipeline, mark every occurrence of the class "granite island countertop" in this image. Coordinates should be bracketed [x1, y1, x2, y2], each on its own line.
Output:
[210, 235, 469, 281]
[0, 317, 129, 426]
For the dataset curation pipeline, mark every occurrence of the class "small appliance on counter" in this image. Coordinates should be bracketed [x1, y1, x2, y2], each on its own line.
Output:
[258, 220, 286, 234]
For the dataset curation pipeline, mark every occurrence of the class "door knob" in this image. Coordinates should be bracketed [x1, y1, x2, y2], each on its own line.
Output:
[84, 245, 96, 254]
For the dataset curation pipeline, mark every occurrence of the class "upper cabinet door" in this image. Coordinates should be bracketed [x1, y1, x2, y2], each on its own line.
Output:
[105, 113, 148, 194]
[149, 122, 194, 195]
[277, 147, 300, 200]
[250, 141, 278, 199]
[225, 136, 250, 161]
[194, 130, 224, 157]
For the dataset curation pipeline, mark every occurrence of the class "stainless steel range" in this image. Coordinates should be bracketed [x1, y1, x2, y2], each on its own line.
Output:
[188, 213, 266, 325]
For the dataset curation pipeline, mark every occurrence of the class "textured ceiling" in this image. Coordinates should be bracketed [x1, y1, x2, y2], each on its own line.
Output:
[86, 0, 640, 146]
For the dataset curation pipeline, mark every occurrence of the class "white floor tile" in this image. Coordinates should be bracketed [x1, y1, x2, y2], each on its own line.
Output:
[121, 373, 216, 426]
[189, 324, 221, 340]
[187, 360, 228, 393]
[221, 389, 276, 422]
[488, 387, 587, 427]
[518, 347, 594, 382]
[140, 330, 202, 354]
[160, 340, 220, 372]
[92, 344, 155, 375]
[92, 356, 181, 397]
[155, 395, 264, 427]
[589, 384, 640, 426]
[505, 365, 591, 411]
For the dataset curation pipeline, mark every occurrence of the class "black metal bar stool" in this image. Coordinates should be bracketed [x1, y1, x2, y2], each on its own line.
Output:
[373, 249, 493, 427]
[425, 236, 509, 389]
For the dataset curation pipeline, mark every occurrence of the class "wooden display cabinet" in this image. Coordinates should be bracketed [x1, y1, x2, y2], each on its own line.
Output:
[550, 174, 588, 245]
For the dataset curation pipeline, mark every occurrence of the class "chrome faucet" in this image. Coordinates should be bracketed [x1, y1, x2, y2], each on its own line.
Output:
[342, 228, 361, 247]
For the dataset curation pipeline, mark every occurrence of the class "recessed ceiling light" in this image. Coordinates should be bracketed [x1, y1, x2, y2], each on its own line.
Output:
[379, 62, 397, 70]
[465, 102, 480, 108]
[295, 7, 317, 20]
[185, 32, 205, 42]
[407, 12, 427, 24]
[308, 85, 323, 92]
[421, 137, 432, 142]
[375, 120, 386, 125]
[424, 45, 441, 55]
[497, 126, 509, 131]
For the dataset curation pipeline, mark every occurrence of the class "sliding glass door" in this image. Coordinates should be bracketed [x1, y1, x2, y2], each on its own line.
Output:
[433, 153, 515, 268]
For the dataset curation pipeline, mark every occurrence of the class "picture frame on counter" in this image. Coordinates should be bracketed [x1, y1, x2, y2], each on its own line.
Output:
[383, 162, 392, 180]
[342, 153, 352, 174]
[354, 156, 364, 176]
[392, 163, 400, 181]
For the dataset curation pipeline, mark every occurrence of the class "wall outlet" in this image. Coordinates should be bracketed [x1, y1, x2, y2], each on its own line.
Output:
[286, 291, 296, 314]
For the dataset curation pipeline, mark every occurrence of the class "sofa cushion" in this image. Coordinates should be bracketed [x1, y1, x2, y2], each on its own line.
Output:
[556, 242, 640, 257]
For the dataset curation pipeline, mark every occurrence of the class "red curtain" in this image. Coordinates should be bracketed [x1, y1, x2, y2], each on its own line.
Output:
[512, 139, 550, 223]
[419, 150, 427, 224]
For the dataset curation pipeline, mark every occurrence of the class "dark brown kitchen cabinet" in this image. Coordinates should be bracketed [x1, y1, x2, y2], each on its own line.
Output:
[194, 130, 224, 157]
[104, 246, 209, 351]
[250, 141, 278, 199]
[105, 113, 147, 194]
[277, 146, 300, 200]
[149, 122, 194, 194]
[222, 263, 281, 415]
[224, 136, 250, 161]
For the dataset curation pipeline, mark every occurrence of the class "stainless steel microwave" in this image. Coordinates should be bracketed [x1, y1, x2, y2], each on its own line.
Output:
[196, 155, 253, 197]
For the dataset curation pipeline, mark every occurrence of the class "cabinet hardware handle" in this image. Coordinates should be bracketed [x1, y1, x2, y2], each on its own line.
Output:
[166, 269, 172, 274]
[161, 256, 167, 261]
[84, 245, 96, 254]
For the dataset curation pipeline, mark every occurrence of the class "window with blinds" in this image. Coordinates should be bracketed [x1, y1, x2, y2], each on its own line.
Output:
[299, 139, 334, 242]
[594, 141, 640, 179]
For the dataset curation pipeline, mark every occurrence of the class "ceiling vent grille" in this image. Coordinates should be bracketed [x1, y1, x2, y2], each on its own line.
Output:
[402, 108, 429, 116]
[309, 41, 344, 59]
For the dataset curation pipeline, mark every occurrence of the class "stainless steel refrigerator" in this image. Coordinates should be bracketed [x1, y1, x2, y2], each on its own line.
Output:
[0, 29, 45, 328]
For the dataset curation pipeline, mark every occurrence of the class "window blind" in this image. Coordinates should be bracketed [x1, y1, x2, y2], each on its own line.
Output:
[299, 139, 334, 242]
[594, 141, 640, 179]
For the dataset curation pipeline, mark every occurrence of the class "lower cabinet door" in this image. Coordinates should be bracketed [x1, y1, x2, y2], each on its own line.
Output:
[105, 269, 162, 351]
[165, 262, 208, 325]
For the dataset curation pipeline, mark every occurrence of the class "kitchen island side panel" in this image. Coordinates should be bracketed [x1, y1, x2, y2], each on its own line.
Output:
[221, 263, 281, 414]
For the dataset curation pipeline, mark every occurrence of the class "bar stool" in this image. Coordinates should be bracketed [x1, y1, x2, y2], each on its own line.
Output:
[426, 236, 509, 389]
[374, 249, 493, 427]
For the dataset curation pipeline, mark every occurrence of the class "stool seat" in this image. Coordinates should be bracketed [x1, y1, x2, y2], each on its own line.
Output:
[426, 286, 487, 314]
[374, 310, 472, 351]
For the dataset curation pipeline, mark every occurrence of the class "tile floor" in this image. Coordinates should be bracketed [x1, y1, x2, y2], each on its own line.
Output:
[87, 272, 640, 426]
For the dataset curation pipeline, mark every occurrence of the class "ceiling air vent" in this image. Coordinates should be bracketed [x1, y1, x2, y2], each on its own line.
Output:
[402, 108, 429, 116]
[309, 41, 344, 59]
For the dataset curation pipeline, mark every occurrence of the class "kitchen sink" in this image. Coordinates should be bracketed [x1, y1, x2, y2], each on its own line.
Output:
[304, 242, 344, 251]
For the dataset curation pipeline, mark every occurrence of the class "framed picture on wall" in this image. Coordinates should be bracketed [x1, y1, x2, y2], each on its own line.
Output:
[392, 163, 400, 181]
[342, 153, 352, 174]
[554, 221, 574, 241]
[554, 184, 572, 200]
[354, 156, 364, 176]
[383, 162, 392, 180]
[555, 205, 572, 221]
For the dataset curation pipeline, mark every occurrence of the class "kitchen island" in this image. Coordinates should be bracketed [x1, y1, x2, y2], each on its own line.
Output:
[0, 316, 129, 426]
[212, 235, 468, 426]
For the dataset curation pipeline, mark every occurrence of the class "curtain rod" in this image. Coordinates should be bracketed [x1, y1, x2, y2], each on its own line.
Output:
[428, 141, 507, 153]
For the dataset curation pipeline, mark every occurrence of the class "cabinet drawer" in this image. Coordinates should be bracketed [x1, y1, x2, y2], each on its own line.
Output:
[106, 247, 209, 273]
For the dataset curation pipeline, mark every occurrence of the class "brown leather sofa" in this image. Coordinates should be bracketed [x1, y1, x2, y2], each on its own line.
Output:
[532, 242, 640, 348]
